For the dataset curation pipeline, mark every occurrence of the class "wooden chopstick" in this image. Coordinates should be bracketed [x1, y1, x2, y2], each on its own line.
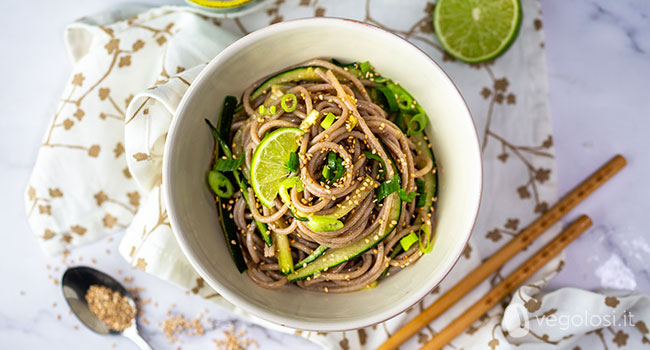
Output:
[379, 155, 626, 350]
[422, 215, 593, 349]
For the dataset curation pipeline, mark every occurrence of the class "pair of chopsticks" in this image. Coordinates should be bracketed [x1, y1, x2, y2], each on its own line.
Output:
[379, 155, 627, 350]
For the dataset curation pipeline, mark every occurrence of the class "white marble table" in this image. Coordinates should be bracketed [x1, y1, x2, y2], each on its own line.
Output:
[1, 0, 648, 348]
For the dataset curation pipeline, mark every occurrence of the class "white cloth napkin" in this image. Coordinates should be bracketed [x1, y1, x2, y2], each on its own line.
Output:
[25, 1, 650, 349]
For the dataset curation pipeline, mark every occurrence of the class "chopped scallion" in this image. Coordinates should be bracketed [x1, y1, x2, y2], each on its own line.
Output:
[376, 175, 400, 202]
[375, 86, 398, 112]
[415, 178, 427, 207]
[398, 189, 417, 203]
[397, 92, 413, 111]
[360, 61, 372, 76]
[407, 113, 428, 136]
[320, 112, 336, 129]
[322, 152, 345, 184]
[419, 223, 434, 254]
[363, 151, 386, 178]
[400, 231, 419, 251]
[208, 171, 233, 198]
[281, 93, 298, 113]
[214, 157, 243, 172]
[299, 109, 319, 131]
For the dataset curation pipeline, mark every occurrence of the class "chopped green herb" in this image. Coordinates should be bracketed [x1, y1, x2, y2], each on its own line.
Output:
[360, 61, 372, 76]
[286, 152, 299, 173]
[322, 164, 333, 180]
[322, 152, 345, 185]
[376, 175, 400, 202]
[363, 151, 386, 178]
[332, 157, 345, 184]
[398, 189, 417, 203]
[214, 157, 243, 172]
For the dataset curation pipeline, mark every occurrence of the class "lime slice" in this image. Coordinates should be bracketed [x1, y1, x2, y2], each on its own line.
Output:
[250, 127, 305, 207]
[433, 0, 521, 63]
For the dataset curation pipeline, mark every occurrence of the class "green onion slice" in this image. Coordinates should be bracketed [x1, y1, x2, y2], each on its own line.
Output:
[400, 231, 419, 251]
[397, 92, 413, 111]
[281, 93, 298, 113]
[205, 119, 233, 158]
[299, 109, 319, 132]
[320, 112, 336, 129]
[419, 223, 434, 254]
[374, 76, 390, 83]
[363, 151, 386, 178]
[208, 171, 234, 198]
[407, 113, 428, 136]
[415, 178, 427, 207]
[308, 216, 344, 232]
[393, 112, 407, 133]
[375, 86, 398, 112]
[322, 152, 345, 184]
[398, 189, 417, 203]
[376, 175, 400, 202]
[360, 61, 372, 76]
[214, 157, 243, 172]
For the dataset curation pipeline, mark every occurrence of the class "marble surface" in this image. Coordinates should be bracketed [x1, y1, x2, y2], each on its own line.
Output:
[1, 0, 648, 349]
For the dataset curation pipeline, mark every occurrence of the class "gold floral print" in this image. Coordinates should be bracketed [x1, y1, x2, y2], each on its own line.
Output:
[38, 205, 51, 215]
[70, 225, 87, 236]
[43, 229, 55, 240]
[48, 188, 63, 198]
[94, 190, 138, 214]
[114, 142, 125, 158]
[133, 152, 150, 161]
[103, 213, 118, 228]
[605, 296, 621, 308]
[123, 167, 132, 178]
[136, 257, 147, 271]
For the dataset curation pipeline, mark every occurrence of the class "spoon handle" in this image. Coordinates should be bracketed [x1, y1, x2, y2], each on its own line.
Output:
[123, 325, 153, 350]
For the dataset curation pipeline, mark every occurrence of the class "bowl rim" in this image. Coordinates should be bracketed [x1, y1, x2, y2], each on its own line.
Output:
[163, 16, 483, 332]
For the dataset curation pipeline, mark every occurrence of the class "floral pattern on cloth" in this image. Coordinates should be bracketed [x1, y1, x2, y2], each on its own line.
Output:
[24, 1, 650, 349]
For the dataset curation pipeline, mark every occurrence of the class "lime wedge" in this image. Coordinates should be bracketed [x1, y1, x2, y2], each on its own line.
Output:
[433, 0, 521, 63]
[250, 127, 305, 207]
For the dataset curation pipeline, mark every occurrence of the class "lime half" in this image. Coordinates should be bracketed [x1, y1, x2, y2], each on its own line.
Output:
[433, 0, 521, 63]
[250, 127, 305, 208]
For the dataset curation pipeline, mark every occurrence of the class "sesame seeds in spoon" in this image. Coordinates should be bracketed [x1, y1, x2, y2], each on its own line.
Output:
[61, 266, 152, 350]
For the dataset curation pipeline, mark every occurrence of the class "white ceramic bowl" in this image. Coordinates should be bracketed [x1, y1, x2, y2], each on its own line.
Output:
[163, 18, 482, 331]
